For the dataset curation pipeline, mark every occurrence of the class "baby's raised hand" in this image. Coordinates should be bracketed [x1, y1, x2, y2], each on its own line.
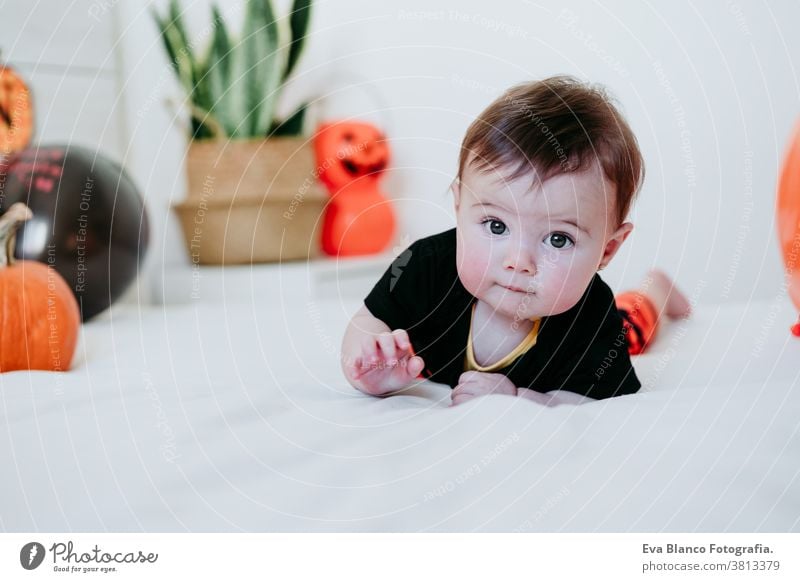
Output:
[347, 329, 425, 395]
[450, 371, 517, 406]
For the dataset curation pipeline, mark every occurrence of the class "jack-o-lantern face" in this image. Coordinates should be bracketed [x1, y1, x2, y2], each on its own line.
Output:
[314, 121, 389, 189]
[0, 65, 34, 155]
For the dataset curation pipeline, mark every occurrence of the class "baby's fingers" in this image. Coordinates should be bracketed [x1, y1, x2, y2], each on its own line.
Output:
[391, 329, 412, 352]
[378, 329, 416, 363]
[360, 337, 381, 366]
[376, 332, 400, 364]
[405, 355, 425, 378]
[450, 391, 476, 407]
[355, 336, 395, 378]
[353, 340, 380, 378]
[451, 381, 481, 401]
[352, 355, 371, 380]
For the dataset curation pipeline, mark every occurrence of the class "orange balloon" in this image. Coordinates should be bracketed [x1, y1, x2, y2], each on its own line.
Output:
[777, 122, 800, 313]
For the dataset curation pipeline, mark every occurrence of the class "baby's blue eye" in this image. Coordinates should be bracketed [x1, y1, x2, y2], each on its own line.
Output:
[483, 219, 507, 235]
[547, 233, 574, 249]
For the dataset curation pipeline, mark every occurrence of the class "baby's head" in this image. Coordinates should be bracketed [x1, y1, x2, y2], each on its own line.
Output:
[451, 76, 644, 322]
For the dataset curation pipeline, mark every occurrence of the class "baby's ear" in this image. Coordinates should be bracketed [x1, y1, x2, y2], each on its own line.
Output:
[451, 178, 461, 210]
[598, 222, 634, 270]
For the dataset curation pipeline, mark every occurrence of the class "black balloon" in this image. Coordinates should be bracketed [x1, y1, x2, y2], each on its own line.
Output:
[0, 145, 149, 321]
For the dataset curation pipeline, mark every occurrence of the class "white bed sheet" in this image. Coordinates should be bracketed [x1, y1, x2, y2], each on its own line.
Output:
[1, 296, 798, 532]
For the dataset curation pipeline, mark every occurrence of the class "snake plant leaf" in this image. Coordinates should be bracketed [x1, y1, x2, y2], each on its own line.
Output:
[152, 0, 215, 137]
[270, 103, 307, 137]
[239, 0, 281, 137]
[204, 4, 233, 137]
[167, 0, 200, 94]
[153, 0, 312, 140]
[151, 5, 193, 96]
[284, 0, 312, 83]
[150, 9, 178, 77]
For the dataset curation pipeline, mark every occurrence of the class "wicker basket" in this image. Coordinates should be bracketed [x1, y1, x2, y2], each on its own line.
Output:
[173, 138, 327, 264]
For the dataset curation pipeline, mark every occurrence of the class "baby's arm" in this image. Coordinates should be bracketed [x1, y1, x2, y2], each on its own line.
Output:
[451, 371, 593, 407]
[341, 304, 426, 396]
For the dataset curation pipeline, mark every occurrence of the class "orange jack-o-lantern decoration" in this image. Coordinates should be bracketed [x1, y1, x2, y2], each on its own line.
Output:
[0, 203, 80, 372]
[314, 121, 395, 256]
[778, 122, 800, 335]
[0, 63, 34, 155]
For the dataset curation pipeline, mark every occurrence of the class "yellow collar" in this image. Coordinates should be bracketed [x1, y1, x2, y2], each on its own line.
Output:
[464, 303, 541, 372]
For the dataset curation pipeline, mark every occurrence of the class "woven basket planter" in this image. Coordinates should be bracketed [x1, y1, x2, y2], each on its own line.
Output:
[174, 138, 326, 264]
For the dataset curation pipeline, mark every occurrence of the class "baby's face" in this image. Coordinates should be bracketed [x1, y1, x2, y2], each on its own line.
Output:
[453, 162, 632, 322]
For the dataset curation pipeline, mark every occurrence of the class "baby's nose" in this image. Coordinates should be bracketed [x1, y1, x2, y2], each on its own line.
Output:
[502, 245, 536, 274]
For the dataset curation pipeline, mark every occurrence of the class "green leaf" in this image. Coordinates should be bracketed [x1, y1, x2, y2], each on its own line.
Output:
[204, 4, 233, 136]
[166, 0, 200, 95]
[153, 0, 312, 140]
[150, 9, 178, 76]
[151, 4, 194, 96]
[284, 0, 312, 82]
[190, 118, 214, 140]
[239, 0, 280, 137]
[269, 103, 307, 137]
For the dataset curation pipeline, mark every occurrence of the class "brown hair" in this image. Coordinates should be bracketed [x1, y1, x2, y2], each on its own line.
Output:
[457, 76, 644, 226]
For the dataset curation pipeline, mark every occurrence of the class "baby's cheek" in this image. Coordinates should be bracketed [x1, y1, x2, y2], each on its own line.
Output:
[457, 246, 493, 296]
[457, 261, 486, 296]
[547, 288, 584, 315]
[540, 261, 591, 314]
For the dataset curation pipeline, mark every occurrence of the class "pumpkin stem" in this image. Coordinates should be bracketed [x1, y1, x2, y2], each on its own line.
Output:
[0, 202, 33, 267]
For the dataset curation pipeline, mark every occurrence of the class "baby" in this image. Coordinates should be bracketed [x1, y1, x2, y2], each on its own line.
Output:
[341, 76, 690, 406]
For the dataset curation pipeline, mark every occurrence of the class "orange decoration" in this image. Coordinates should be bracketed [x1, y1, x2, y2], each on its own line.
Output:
[0, 203, 80, 372]
[314, 121, 395, 256]
[777, 122, 800, 326]
[0, 63, 34, 155]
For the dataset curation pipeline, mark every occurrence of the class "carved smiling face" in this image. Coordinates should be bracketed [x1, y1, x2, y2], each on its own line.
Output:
[0, 65, 34, 154]
[314, 121, 389, 189]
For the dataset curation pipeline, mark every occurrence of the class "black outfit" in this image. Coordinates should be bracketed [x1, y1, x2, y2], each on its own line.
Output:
[363, 228, 641, 399]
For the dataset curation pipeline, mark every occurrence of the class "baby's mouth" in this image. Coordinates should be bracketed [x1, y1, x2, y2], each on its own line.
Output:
[502, 284, 535, 294]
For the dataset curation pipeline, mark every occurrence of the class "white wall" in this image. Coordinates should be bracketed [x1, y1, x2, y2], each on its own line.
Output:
[0, 1, 125, 157]
[113, 0, 800, 304]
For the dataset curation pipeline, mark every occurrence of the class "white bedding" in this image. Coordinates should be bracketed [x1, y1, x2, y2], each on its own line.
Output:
[1, 295, 798, 532]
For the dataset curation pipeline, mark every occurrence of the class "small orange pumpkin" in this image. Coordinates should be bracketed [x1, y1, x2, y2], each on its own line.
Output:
[0, 63, 34, 154]
[0, 203, 80, 372]
[315, 121, 390, 189]
[314, 121, 395, 256]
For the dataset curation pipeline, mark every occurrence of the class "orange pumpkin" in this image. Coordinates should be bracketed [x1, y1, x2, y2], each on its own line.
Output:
[315, 121, 390, 189]
[314, 121, 395, 256]
[0, 203, 80, 372]
[777, 121, 800, 334]
[0, 63, 34, 155]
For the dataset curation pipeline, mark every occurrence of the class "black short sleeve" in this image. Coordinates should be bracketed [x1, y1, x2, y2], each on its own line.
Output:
[545, 281, 641, 399]
[363, 238, 435, 332]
